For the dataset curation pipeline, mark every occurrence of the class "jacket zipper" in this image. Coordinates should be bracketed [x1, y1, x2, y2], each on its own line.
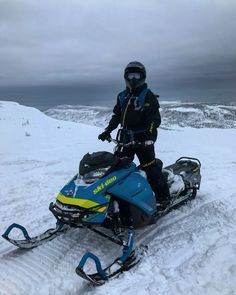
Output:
[122, 99, 130, 127]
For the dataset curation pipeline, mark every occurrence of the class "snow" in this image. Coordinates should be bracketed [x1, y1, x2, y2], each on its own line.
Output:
[168, 107, 200, 112]
[44, 102, 236, 129]
[0, 100, 236, 295]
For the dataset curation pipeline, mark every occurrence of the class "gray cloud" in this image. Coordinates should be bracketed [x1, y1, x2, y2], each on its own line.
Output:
[0, 0, 236, 105]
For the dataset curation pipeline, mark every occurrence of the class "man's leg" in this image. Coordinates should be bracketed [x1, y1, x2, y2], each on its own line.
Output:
[136, 145, 170, 206]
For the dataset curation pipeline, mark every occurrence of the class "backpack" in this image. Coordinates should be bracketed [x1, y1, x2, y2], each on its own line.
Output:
[118, 88, 150, 111]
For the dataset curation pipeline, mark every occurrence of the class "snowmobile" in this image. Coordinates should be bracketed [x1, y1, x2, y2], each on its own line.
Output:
[2, 137, 201, 285]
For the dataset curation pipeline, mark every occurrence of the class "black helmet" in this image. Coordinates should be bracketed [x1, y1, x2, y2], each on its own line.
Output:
[124, 61, 146, 91]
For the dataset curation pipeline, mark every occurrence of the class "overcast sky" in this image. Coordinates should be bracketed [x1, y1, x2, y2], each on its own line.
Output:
[0, 0, 236, 107]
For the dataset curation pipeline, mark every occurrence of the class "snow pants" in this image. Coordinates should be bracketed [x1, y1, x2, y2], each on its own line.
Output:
[115, 144, 170, 203]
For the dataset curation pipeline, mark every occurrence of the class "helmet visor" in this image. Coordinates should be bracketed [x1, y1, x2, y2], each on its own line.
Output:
[126, 72, 142, 80]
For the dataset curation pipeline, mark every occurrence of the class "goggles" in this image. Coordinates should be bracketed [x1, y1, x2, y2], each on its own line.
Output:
[126, 72, 142, 79]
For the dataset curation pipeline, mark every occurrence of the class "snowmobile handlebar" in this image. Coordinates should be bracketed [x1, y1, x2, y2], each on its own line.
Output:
[107, 138, 154, 148]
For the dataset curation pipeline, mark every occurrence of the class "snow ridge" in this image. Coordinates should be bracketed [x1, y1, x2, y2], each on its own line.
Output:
[44, 102, 236, 129]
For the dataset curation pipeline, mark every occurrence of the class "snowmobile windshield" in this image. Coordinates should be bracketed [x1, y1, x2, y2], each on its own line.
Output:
[81, 167, 111, 183]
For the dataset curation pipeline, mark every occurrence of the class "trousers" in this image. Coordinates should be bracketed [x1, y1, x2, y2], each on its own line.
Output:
[115, 144, 170, 203]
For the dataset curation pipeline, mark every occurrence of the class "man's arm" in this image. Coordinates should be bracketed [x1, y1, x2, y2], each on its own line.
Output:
[143, 91, 161, 141]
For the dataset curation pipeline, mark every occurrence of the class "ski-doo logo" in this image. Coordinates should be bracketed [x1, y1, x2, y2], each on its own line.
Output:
[93, 176, 117, 194]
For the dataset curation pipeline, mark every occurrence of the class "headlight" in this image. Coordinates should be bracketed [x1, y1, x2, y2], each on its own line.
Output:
[82, 167, 110, 183]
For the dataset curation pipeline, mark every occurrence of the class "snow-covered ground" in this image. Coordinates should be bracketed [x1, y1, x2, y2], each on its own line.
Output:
[0, 100, 236, 295]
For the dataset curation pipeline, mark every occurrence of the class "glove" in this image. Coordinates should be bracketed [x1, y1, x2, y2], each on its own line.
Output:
[98, 130, 111, 141]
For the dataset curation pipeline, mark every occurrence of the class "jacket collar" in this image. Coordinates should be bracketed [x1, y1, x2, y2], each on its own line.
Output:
[126, 83, 148, 96]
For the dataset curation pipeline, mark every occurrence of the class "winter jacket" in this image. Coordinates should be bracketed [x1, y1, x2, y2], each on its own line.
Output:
[106, 83, 161, 142]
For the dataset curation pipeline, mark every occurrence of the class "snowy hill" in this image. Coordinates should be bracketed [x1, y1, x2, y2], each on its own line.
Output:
[44, 102, 236, 129]
[0, 100, 236, 295]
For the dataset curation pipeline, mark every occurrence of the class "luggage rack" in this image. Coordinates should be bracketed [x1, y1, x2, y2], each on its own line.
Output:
[176, 157, 201, 168]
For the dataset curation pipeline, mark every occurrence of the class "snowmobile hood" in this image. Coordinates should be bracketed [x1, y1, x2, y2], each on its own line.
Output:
[56, 163, 137, 210]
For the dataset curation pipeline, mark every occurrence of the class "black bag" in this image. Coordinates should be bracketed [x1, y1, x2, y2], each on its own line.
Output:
[79, 151, 120, 176]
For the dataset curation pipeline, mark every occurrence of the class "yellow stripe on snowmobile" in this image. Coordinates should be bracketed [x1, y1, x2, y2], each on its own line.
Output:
[57, 193, 100, 208]
[97, 206, 107, 213]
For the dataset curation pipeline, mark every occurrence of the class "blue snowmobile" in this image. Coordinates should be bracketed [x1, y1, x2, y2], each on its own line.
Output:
[2, 138, 201, 285]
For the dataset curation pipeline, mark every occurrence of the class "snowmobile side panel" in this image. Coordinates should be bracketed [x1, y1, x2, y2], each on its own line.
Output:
[107, 172, 156, 216]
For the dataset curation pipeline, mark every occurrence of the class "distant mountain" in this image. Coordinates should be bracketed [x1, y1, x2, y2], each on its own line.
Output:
[44, 102, 236, 129]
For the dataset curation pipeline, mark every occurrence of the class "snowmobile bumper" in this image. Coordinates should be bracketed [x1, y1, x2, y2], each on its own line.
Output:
[49, 201, 107, 227]
[49, 202, 84, 226]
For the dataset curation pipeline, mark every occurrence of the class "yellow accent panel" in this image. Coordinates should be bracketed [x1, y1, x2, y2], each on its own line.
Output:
[97, 206, 107, 213]
[57, 193, 99, 208]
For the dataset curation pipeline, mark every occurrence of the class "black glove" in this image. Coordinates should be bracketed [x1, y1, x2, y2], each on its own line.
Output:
[98, 130, 111, 141]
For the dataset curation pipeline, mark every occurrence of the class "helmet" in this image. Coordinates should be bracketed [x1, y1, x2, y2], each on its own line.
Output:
[124, 61, 146, 91]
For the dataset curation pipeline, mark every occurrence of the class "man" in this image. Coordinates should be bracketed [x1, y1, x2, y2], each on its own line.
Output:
[98, 61, 170, 210]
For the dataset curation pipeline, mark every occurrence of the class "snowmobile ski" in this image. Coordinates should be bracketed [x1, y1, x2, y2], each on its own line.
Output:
[2, 222, 69, 249]
[76, 250, 139, 285]
[75, 229, 142, 285]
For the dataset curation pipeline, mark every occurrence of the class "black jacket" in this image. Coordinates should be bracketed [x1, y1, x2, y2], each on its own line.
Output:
[106, 83, 161, 142]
